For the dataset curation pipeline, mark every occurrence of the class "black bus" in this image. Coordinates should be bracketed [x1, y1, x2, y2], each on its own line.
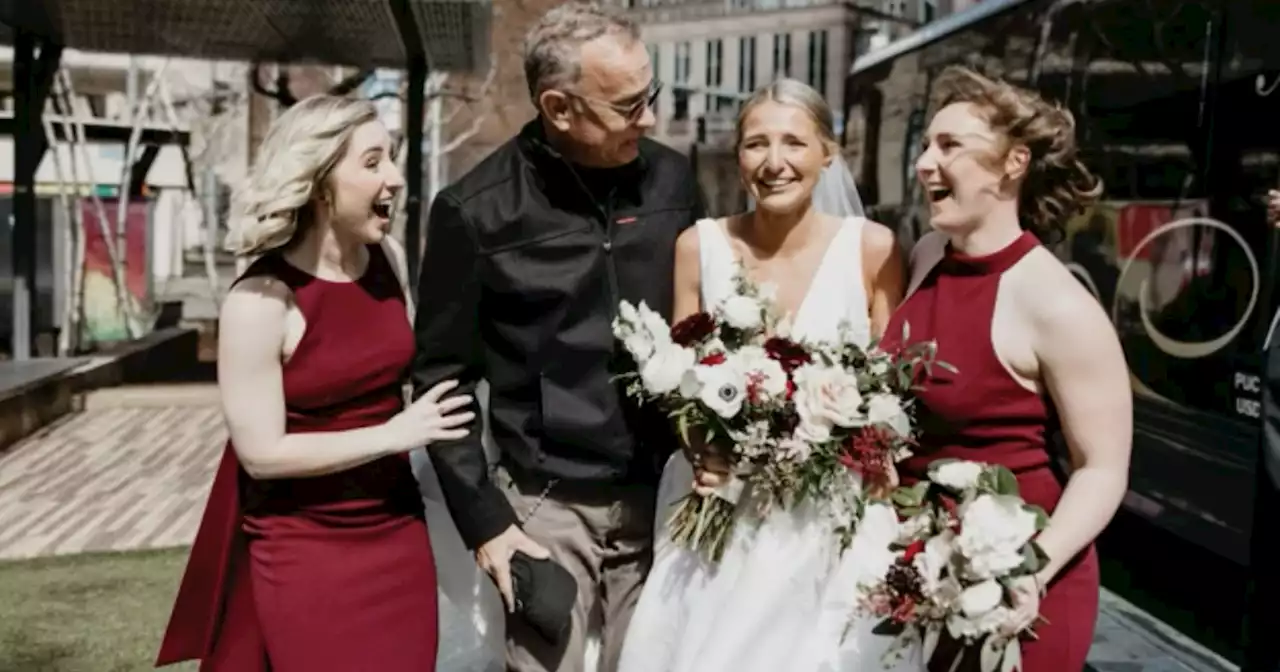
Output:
[843, 0, 1280, 565]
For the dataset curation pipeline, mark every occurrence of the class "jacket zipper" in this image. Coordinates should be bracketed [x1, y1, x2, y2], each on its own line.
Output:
[561, 167, 621, 320]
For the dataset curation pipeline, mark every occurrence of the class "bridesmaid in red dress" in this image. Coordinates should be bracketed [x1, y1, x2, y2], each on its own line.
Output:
[880, 67, 1133, 671]
[155, 95, 473, 671]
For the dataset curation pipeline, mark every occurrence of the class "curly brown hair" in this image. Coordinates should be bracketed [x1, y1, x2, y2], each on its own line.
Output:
[929, 66, 1102, 243]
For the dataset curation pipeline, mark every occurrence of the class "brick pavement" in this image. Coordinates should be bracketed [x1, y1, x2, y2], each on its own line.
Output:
[0, 385, 1244, 670]
[0, 384, 225, 561]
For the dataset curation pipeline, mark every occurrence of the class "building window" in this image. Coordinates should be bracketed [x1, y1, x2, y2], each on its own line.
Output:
[772, 33, 792, 78]
[807, 30, 828, 98]
[738, 36, 757, 93]
[922, 0, 936, 22]
[705, 39, 724, 110]
[674, 41, 692, 121]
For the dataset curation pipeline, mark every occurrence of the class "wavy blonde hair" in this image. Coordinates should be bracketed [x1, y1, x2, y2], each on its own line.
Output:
[930, 66, 1102, 243]
[225, 95, 379, 256]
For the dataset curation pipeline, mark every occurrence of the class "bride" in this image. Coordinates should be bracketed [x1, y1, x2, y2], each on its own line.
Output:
[616, 78, 921, 672]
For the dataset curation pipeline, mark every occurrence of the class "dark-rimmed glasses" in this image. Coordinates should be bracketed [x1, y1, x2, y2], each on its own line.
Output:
[565, 79, 663, 123]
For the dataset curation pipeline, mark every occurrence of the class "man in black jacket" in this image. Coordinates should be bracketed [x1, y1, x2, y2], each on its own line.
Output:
[411, 4, 703, 671]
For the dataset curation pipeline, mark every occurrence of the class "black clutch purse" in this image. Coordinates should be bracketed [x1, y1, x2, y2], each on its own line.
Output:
[509, 551, 577, 645]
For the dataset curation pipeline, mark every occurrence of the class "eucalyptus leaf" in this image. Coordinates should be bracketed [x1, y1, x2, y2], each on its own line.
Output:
[995, 467, 1019, 496]
[1002, 639, 1022, 672]
[980, 636, 1004, 672]
[873, 618, 907, 636]
[1020, 544, 1046, 574]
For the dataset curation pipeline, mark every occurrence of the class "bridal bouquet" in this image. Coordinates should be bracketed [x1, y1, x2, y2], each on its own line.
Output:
[856, 459, 1050, 672]
[611, 269, 948, 563]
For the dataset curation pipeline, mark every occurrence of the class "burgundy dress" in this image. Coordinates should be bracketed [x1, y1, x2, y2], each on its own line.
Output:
[881, 230, 1099, 672]
[156, 245, 439, 671]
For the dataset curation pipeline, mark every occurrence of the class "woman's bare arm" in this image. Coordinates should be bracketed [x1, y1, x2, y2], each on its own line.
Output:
[861, 220, 906, 338]
[1028, 269, 1133, 582]
[673, 225, 703, 324]
[218, 277, 471, 480]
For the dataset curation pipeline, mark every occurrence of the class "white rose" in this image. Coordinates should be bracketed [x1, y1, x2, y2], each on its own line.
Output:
[623, 332, 655, 362]
[947, 605, 1018, 640]
[958, 579, 1004, 618]
[640, 344, 695, 395]
[736, 346, 788, 400]
[636, 302, 673, 346]
[616, 300, 638, 326]
[792, 364, 865, 442]
[912, 529, 956, 596]
[866, 393, 909, 436]
[693, 361, 746, 418]
[933, 461, 985, 491]
[722, 295, 763, 331]
[956, 494, 1039, 580]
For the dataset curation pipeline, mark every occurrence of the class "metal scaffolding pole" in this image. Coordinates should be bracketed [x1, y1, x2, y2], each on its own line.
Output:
[11, 30, 62, 360]
[405, 58, 427, 289]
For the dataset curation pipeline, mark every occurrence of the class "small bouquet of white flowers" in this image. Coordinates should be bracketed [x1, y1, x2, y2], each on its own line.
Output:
[612, 269, 948, 562]
[856, 459, 1050, 672]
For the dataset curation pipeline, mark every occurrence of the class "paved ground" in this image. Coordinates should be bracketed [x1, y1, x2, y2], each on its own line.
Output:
[0, 385, 223, 560]
[0, 384, 1242, 671]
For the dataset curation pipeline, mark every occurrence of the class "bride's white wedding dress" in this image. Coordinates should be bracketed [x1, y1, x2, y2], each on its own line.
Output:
[617, 217, 922, 672]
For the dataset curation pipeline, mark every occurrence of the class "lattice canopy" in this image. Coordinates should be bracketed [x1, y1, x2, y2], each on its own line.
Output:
[0, 0, 492, 72]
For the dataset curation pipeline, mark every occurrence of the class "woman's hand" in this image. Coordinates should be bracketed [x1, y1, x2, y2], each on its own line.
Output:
[384, 380, 475, 452]
[1000, 575, 1044, 638]
[691, 450, 732, 496]
[864, 461, 900, 501]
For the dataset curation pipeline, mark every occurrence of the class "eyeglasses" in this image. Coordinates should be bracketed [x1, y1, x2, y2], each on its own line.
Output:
[565, 80, 663, 123]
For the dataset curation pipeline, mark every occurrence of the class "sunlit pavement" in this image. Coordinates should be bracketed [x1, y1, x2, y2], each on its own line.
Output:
[0, 384, 1242, 669]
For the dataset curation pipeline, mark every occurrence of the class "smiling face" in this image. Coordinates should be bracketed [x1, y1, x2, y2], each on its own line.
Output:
[914, 101, 1028, 235]
[321, 120, 404, 243]
[737, 100, 833, 216]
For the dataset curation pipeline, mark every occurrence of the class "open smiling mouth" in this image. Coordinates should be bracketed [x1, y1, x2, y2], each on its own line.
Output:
[926, 186, 953, 203]
[758, 179, 796, 191]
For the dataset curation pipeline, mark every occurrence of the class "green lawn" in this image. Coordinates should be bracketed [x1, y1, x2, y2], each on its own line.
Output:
[0, 547, 198, 672]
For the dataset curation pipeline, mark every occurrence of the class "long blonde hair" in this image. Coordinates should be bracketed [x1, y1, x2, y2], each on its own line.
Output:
[225, 95, 379, 256]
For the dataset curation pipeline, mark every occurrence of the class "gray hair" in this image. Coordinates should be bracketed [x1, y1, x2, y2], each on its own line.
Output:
[522, 2, 641, 100]
[736, 78, 837, 152]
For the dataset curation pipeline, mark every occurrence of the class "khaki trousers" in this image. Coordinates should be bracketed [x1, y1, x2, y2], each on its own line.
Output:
[498, 469, 656, 672]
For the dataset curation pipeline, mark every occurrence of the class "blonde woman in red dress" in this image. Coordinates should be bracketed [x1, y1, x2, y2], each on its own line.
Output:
[156, 95, 472, 671]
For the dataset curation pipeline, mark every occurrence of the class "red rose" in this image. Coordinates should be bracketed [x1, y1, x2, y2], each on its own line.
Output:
[670, 312, 716, 346]
[902, 539, 926, 562]
[763, 337, 811, 372]
[700, 352, 726, 366]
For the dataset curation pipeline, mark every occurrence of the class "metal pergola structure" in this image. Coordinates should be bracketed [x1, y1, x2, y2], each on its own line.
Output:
[0, 0, 491, 359]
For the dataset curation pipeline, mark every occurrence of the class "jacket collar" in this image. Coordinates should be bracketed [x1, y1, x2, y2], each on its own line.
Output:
[516, 119, 647, 209]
